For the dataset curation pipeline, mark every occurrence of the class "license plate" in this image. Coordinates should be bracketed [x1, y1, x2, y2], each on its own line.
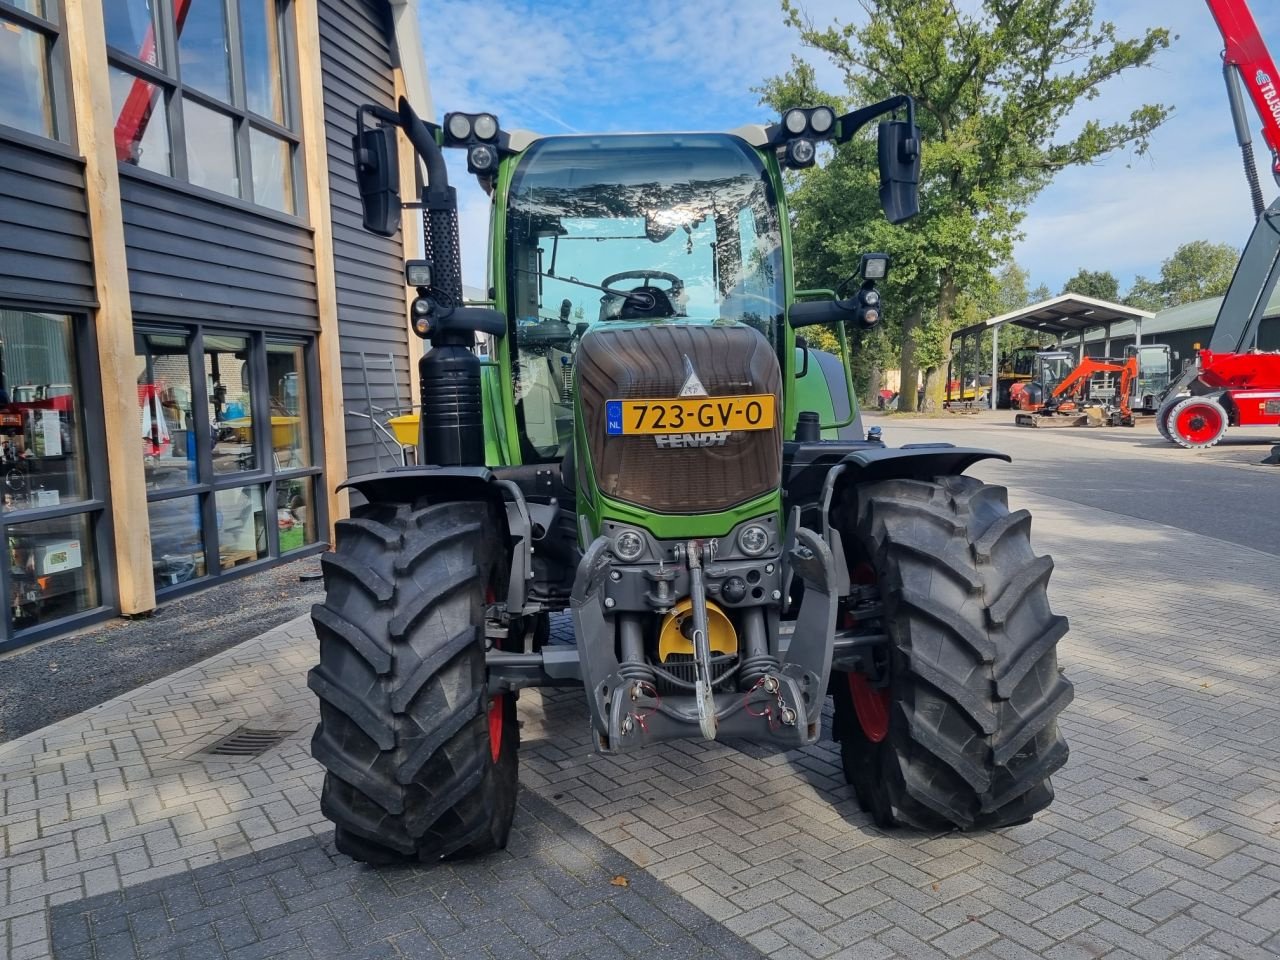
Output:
[605, 395, 776, 435]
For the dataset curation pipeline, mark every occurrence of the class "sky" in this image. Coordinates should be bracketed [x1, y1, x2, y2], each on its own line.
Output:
[417, 0, 1280, 298]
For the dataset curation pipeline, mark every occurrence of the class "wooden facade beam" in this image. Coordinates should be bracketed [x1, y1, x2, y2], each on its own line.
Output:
[63, 0, 156, 615]
[294, 0, 350, 534]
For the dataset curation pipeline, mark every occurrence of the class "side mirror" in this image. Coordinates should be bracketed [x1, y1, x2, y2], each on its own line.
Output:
[877, 120, 920, 224]
[352, 125, 401, 237]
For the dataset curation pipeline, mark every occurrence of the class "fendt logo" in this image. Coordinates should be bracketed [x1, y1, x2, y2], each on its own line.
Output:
[1255, 69, 1280, 130]
[654, 431, 730, 448]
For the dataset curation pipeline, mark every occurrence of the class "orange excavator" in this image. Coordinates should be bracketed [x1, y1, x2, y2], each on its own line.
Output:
[1013, 351, 1140, 427]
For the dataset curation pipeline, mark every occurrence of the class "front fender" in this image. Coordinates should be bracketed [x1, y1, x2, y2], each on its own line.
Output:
[339, 465, 497, 505]
[836, 444, 1010, 484]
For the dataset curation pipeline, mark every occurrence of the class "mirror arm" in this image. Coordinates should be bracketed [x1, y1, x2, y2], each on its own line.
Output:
[834, 95, 916, 144]
[397, 97, 449, 199]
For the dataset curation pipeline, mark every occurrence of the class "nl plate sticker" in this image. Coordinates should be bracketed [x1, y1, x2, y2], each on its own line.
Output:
[605, 400, 623, 435]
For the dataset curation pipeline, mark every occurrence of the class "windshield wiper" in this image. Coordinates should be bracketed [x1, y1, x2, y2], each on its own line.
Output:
[515, 268, 651, 305]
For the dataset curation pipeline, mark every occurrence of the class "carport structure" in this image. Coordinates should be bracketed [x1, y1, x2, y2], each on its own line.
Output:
[949, 294, 1155, 409]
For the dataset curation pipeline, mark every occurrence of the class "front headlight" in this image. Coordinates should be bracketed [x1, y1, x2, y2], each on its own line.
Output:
[738, 524, 770, 556]
[612, 530, 645, 562]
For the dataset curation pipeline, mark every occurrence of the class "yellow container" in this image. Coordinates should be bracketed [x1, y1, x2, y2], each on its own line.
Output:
[222, 416, 301, 449]
[387, 414, 419, 446]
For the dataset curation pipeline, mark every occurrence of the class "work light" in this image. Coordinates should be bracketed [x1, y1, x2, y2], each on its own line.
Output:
[445, 113, 472, 141]
[783, 109, 808, 135]
[404, 259, 433, 288]
[861, 254, 889, 280]
[785, 138, 816, 168]
[467, 144, 497, 175]
[472, 113, 499, 141]
[810, 106, 835, 134]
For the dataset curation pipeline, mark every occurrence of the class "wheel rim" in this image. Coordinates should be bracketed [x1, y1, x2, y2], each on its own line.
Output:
[848, 672, 890, 743]
[1175, 403, 1223, 445]
[487, 696, 504, 763]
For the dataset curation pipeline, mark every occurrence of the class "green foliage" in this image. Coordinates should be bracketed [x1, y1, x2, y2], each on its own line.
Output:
[1062, 269, 1121, 302]
[1125, 240, 1239, 310]
[765, 0, 1172, 410]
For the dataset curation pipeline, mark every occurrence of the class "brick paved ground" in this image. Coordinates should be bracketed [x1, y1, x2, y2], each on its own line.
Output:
[45, 790, 757, 960]
[1, 488, 1278, 959]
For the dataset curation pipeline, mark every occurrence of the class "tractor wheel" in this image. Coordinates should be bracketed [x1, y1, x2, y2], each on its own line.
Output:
[308, 499, 518, 864]
[1155, 397, 1178, 443]
[1167, 396, 1229, 449]
[831, 476, 1072, 830]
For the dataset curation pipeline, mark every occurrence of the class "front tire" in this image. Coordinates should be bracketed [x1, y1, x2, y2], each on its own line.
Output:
[308, 499, 518, 863]
[832, 476, 1072, 830]
[1167, 396, 1229, 449]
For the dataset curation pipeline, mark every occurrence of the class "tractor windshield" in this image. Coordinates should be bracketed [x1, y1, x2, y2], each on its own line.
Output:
[504, 132, 784, 461]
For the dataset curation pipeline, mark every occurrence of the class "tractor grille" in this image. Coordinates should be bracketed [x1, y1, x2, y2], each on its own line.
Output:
[575, 323, 782, 514]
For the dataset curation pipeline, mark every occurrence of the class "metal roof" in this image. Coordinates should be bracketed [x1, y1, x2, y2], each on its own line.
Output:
[952, 295, 1155, 343]
[1075, 284, 1280, 342]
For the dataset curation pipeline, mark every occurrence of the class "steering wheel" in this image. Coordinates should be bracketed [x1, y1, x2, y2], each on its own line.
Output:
[600, 271, 684, 321]
[601, 269, 684, 292]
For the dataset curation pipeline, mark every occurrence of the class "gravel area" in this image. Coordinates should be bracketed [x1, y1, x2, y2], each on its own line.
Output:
[0, 554, 324, 744]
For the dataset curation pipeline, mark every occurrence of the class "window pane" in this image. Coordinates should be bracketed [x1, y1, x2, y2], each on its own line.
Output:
[215, 484, 266, 570]
[240, 0, 283, 123]
[276, 475, 316, 552]
[0, 311, 89, 512]
[266, 341, 308, 466]
[7, 2, 48, 18]
[8, 513, 100, 630]
[135, 329, 198, 491]
[0, 20, 56, 138]
[206, 333, 255, 474]
[110, 67, 171, 173]
[178, 0, 230, 100]
[102, 0, 160, 65]
[149, 495, 207, 588]
[250, 127, 292, 214]
[183, 98, 238, 196]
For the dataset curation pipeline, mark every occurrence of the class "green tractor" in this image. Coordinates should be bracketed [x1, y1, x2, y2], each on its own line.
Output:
[308, 95, 1073, 863]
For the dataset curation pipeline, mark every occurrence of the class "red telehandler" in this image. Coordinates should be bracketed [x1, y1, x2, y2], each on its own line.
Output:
[1155, 0, 1280, 449]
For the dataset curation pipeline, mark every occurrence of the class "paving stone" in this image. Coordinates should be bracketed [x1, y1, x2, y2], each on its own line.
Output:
[44, 789, 762, 960]
[0, 483, 1277, 960]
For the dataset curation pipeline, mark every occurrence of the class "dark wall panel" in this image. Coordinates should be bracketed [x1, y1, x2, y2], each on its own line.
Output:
[319, 0, 410, 480]
[0, 139, 95, 308]
[119, 175, 318, 331]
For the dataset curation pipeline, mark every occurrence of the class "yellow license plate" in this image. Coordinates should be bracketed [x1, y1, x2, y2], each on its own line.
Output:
[605, 395, 776, 435]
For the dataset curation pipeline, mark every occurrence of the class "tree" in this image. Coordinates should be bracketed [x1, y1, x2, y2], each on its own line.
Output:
[1062, 269, 1121, 303]
[1124, 240, 1239, 311]
[768, 0, 1171, 410]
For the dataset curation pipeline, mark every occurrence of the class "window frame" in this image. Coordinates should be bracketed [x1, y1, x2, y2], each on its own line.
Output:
[136, 319, 326, 599]
[0, 303, 116, 652]
[104, 0, 305, 216]
[0, 0, 75, 147]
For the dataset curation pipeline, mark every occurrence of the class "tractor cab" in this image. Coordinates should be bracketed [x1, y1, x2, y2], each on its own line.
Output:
[1127, 343, 1172, 411]
[504, 133, 785, 463]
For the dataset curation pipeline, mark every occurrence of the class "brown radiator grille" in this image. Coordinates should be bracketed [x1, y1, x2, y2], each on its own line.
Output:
[576, 323, 782, 514]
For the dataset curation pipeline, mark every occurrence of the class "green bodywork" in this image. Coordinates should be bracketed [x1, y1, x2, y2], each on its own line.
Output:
[476, 135, 856, 543]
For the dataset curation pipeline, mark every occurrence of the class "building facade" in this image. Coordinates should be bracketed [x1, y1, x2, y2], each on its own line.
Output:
[0, 0, 427, 651]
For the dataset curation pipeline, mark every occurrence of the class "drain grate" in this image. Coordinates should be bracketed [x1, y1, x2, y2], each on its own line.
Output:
[198, 726, 294, 759]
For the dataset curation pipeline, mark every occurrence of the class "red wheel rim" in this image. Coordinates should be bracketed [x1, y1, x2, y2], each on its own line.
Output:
[1175, 404, 1223, 444]
[487, 696, 504, 762]
[848, 672, 890, 742]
